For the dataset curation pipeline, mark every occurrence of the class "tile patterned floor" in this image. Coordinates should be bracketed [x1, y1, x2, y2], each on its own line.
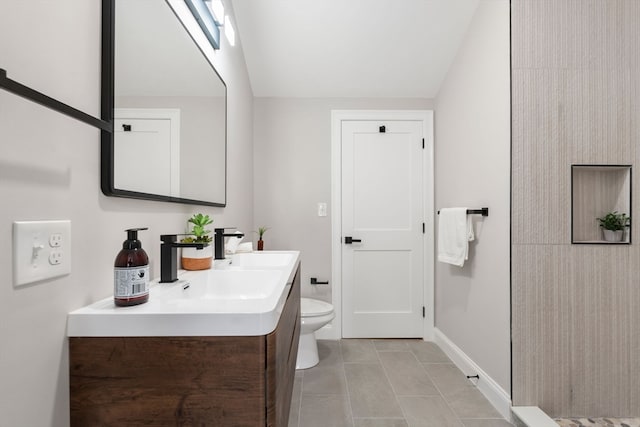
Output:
[288, 339, 514, 427]
[556, 419, 640, 427]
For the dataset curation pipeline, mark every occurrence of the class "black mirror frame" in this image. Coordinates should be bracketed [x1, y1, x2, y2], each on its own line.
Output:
[100, 0, 227, 207]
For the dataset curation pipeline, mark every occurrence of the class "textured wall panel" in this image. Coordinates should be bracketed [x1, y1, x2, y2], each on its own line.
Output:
[629, 246, 640, 411]
[512, 0, 628, 70]
[512, 245, 574, 414]
[512, 69, 571, 244]
[566, 68, 632, 164]
[569, 245, 634, 416]
[511, 0, 640, 417]
[513, 244, 638, 416]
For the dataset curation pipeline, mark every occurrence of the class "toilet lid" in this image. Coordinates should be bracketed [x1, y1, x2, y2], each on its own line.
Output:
[301, 298, 334, 317]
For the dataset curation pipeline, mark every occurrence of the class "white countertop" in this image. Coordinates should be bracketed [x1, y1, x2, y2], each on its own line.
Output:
[67, 251, 300, 337]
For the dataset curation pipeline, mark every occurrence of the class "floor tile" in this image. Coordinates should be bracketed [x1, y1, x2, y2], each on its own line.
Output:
[397, 395, 463, 427]
[288, 340, 511, 427]
[341, 339, 379, 363]
[378, 351, 439, 396]
[344, 363, 404, 417]
[298, 394, 353, 427]
[354, 418, 409, 427]
[288, 375, 303, 427]
[407, 340, 452, 363]
[302, 365, 348, 395]
[316, 340, 343, 368]
[422, 363, 473, 396]
[461, 420, 515, 427]
[373, 339, 411, 351]
[445, 388, 502, 419]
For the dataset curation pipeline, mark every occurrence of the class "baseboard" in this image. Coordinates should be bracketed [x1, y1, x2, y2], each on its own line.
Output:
[511, 406, 557, 427]
[314, 323, 339, 340]
[434, 328, 512, 420]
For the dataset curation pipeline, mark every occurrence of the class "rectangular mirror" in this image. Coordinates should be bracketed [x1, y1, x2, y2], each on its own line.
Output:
[101, 0, 226, 206]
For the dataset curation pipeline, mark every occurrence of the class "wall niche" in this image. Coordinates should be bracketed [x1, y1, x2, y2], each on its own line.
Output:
[571, 165, 632, 244]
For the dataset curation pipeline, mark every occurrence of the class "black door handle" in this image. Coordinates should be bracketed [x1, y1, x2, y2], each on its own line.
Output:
[344, 236, 362, 244]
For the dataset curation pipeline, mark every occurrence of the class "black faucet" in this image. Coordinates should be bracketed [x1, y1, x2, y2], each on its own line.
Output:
[159, 234, 207, 283]
[214, 228, 245, 260]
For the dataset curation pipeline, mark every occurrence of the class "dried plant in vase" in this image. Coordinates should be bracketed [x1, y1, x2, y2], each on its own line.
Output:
[255, 226, 269, 251]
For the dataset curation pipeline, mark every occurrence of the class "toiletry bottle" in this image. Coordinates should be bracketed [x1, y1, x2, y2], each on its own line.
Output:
[114, 228, 150, 307]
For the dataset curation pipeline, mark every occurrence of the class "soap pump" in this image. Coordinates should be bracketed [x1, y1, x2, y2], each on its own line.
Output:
[114, 227, 150, 307]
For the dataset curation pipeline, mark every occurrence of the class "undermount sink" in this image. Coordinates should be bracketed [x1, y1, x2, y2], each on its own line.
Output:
[228, 252, 295, 268]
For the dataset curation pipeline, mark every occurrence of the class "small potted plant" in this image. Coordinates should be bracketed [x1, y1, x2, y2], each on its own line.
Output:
[181, 213, 214, 270]
[255, 226, 269, 251]
[596, 211, 630, 242]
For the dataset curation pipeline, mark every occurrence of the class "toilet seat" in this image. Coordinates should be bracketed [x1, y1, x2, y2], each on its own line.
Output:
[301, 297, 333, 317]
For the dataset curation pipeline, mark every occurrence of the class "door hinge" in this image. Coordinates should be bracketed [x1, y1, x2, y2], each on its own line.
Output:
[422, 306, 426, 318]
[422, 138, 424, 149]
[422, 223, 425, 234]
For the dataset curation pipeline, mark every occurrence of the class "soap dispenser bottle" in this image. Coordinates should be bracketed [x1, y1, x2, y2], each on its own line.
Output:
[114, 228, 150, 307]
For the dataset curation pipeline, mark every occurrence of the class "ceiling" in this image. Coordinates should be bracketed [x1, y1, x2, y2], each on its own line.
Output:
[231, 0, 480, 98]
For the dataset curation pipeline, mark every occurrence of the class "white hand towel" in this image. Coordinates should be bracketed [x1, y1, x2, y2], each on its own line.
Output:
[235, 242, 253, 253]
[224, 231, 244, 254]
[437, 208, 475, 267]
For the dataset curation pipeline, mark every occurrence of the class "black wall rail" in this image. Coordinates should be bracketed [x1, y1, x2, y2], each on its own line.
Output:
[437, 207, 489, 217]
[0, 68, 111, 131]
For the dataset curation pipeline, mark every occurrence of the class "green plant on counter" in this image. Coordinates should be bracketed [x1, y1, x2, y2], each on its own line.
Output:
[181, 213, 214, 243]
[596, 211, 630, 231]
[255, 226, 270, 240]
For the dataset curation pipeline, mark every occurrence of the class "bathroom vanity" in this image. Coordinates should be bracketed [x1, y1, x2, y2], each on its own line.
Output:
[68, 251, 300, 427]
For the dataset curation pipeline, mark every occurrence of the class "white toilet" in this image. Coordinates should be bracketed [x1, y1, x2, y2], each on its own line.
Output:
[296, 298, 335, 369]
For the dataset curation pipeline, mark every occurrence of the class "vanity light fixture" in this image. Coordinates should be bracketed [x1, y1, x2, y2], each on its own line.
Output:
[205, 0, 225, 25]
[185, 0, 221, 49]
[224, 15, 236, 46]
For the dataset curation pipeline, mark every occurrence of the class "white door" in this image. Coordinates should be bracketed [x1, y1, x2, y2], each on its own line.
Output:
[341, 120, 425, 338]
[114, 109, 180, 197]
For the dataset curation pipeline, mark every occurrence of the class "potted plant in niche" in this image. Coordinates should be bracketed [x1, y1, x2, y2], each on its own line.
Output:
[181, 213, 214, 270]
[596, 211, 630, 242]
[255, 226, 269, 251]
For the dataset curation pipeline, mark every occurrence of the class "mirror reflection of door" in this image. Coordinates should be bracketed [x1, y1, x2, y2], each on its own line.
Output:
[114, 109, 180, 197]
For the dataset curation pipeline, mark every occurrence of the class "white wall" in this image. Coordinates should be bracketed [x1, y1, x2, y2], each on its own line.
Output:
[0, 1, 253, 425]
[253, 98, 433, 302]
[433, 0, 511, 393]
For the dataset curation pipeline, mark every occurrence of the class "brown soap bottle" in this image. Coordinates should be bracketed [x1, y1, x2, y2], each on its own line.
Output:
[114, 228, 150, 307]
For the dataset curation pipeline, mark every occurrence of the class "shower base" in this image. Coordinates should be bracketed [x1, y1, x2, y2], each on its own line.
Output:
[555, 418, 640, 427]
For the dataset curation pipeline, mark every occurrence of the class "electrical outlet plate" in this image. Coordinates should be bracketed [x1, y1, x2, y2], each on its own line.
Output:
[13, 220, 71, 286]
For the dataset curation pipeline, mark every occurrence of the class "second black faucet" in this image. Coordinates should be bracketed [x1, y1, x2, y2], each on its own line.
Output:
[214, 228, 245, 260]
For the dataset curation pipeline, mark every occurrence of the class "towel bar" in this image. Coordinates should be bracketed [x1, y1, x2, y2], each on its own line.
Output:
[0, 68, 111, 131]
[437, 207, 489, 217]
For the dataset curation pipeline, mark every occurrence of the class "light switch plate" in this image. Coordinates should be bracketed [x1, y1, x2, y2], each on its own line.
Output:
[13, 220, 71, 286]
[317, 202, 327, 217]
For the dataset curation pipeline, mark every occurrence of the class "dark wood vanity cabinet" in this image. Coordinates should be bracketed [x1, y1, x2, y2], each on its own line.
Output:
[69, 265, 300, 427]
